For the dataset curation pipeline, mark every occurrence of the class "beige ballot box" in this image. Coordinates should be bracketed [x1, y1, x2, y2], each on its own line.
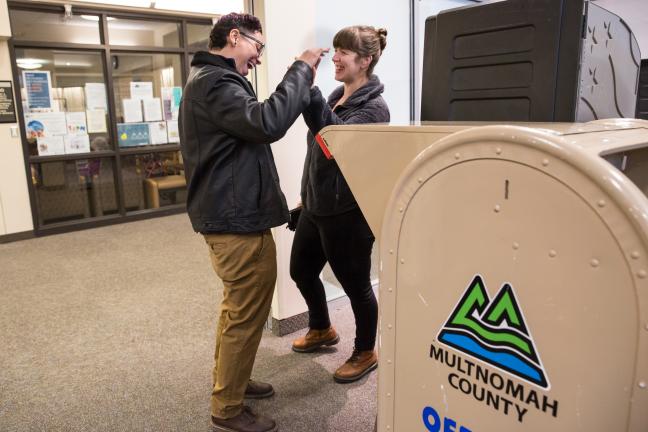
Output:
[316, 119, 648, 432]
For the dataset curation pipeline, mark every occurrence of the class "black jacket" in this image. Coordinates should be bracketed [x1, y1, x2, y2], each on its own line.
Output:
[179, 51, 313, 233]
[301, 75, 390, 216]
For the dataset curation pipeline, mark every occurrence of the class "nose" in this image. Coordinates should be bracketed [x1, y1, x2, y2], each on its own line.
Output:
[255, 57, 262, 66]
[332, 53, 340, 63]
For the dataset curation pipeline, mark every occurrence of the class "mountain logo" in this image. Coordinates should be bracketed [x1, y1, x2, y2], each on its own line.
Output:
[437, 275, 549, 389]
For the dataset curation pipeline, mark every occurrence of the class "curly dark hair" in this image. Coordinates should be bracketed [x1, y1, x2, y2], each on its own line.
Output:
[208, 13, 263, 50]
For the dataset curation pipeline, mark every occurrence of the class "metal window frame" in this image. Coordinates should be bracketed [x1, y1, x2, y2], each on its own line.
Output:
[7, 0, 212, 236]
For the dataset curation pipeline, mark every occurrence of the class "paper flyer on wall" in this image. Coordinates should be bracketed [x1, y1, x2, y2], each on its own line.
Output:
[24, 112, 67, 139]
[143, 98, 163, 122]
[23, 70, 54, 111]
[166, 120, 180, 143]
[148, 121, 168, 145]
[122, 98, 143, 123]
[36, 136, 65, 156]
[162, 87, 182, 120]
[84, 83, 108, 111]
[86, 109, 107, 133]
[130, 82, 153, 100]
[66, 112, 88, 135]
[64, 134, 91, 154]
[117, 123, 150, 147]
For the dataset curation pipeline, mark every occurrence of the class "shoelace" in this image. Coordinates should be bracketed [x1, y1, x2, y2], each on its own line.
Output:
[346, 349, 362, 363]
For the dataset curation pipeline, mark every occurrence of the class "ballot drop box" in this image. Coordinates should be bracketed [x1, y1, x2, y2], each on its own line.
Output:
[316, 119, 648, 432]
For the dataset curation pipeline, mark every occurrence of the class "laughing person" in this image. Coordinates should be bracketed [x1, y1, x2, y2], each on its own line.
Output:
[290, 26, 390, 383]
[179, 12, 328, 432]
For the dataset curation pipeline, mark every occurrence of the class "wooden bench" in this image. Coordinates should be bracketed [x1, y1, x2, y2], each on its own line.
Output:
[144, 175, 186, 208]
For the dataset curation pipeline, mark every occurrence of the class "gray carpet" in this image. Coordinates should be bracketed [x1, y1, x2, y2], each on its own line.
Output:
[0, 215, 376, 431]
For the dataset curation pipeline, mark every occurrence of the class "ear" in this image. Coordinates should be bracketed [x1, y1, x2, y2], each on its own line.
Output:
[359, 55, 372, 70]
[228, 28, 240, 46]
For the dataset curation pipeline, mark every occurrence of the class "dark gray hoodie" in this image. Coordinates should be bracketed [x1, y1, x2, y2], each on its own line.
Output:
[300, 75, 390, 216]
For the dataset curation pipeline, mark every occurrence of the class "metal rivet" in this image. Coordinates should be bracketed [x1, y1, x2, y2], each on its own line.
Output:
[399, 208, 403, 213]
[638, 270, 647, 279]
[542, 159, 549, 166]
[631, 251, 640, 260]
[639, 381, 647, 389]
[387, 359, 392, 364]
[454, 153, 461, 160]
[549, 250, 557, 258]
[386, 426, 390, 430]
[597, 200, 606, 208]
[388, 287, 393, 292]
[644, 323, 648, 331]
[387, 393, 392, 397]
[389, 250, 393, 255]
[388, 324, 393, 329]
[512, 242, 520, 250]
[496, 147, 502, 155]
[400, 259, 405, 264]
[418, 178, 423, 183]
[494, 205, 501, 213]
[590, 259, 600, 268]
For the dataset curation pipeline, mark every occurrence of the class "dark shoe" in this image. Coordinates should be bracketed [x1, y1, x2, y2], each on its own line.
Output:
[244, 380, 274, 399]
[333, 349, 377, 383]
[292, 327, 340, 353]
[211, 406, 278, 432]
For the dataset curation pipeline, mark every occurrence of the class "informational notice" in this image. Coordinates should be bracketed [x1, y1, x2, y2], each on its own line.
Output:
[23, 70, 54, 110]
[24, 112, 67, 139]
[66, 112, 88, 135]
[117, 123, 150, 147]
[0, 81, 17, 123]
[166, 120, 180, 143]
[148, 121, 168, 145]
[85, 83, 108, 111]
[130, 81, 153, 100]
[122, 98, 143, 123]
[86, 109, 107, 133]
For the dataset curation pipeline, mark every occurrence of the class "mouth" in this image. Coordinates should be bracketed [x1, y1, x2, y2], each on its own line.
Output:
[335, 65, 344, 73]
[247, 60, 256, 70]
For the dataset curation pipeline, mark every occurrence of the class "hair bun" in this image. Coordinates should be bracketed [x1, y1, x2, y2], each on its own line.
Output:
[377, 28, 387, 51]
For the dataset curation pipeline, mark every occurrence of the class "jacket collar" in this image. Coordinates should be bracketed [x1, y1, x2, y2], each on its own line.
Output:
[327, 75, 384, 108]
[191, 51, 238, 72]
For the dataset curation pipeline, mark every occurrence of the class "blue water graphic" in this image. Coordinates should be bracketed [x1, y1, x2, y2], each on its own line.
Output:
[439, 331, 544, 385]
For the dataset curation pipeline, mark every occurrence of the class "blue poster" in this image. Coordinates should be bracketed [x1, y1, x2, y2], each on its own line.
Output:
[117, 123, 150, 147]
[23, 71, 53, 110]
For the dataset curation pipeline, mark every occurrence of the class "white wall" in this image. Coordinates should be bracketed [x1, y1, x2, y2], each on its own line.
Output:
[0, 0, 34, 236]
[259, 0, 411, 321]
[593, 0, 647, 58]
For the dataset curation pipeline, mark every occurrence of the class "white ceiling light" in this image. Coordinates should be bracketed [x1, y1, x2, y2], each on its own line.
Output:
[17, 59, 44, 69]
[74, 0, 152, 8]
[80, 15, 116, 21]
[143, 0, 243, 14]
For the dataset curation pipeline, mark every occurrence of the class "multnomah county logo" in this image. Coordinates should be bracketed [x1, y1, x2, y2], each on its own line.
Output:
[436, 275, 549, 389]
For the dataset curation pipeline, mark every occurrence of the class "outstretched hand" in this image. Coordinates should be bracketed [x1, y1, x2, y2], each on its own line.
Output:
[296, 48, 329, 84]
[296, 48, 330, 68]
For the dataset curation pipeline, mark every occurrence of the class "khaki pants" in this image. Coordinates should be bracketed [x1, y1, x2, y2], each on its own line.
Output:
[203, 229, 276, 419]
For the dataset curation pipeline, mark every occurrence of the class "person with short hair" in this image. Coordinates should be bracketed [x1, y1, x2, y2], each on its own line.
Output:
[179, 12, 327, 432]
[290, 26, 390, 383]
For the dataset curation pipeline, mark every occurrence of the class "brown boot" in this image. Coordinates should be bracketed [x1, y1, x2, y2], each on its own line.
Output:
[211, 406, 277, 432]
[244, 379, 274, 399]
[333, 349, 378, 383]
[291, 327, 340, 353]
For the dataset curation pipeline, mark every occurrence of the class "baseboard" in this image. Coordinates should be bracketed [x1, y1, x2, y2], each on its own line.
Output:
[0, 230, 35, 244]
[270, 311, 309, 337]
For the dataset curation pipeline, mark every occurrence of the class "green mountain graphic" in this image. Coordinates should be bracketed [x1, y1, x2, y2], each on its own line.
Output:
[437, 275, 549, 388]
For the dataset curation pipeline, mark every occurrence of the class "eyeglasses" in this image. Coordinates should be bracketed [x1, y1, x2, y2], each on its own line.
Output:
[239, 31, 265, 57]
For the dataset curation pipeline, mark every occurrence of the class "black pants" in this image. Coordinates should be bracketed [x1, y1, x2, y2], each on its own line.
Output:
[290, 207, 377, 351]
